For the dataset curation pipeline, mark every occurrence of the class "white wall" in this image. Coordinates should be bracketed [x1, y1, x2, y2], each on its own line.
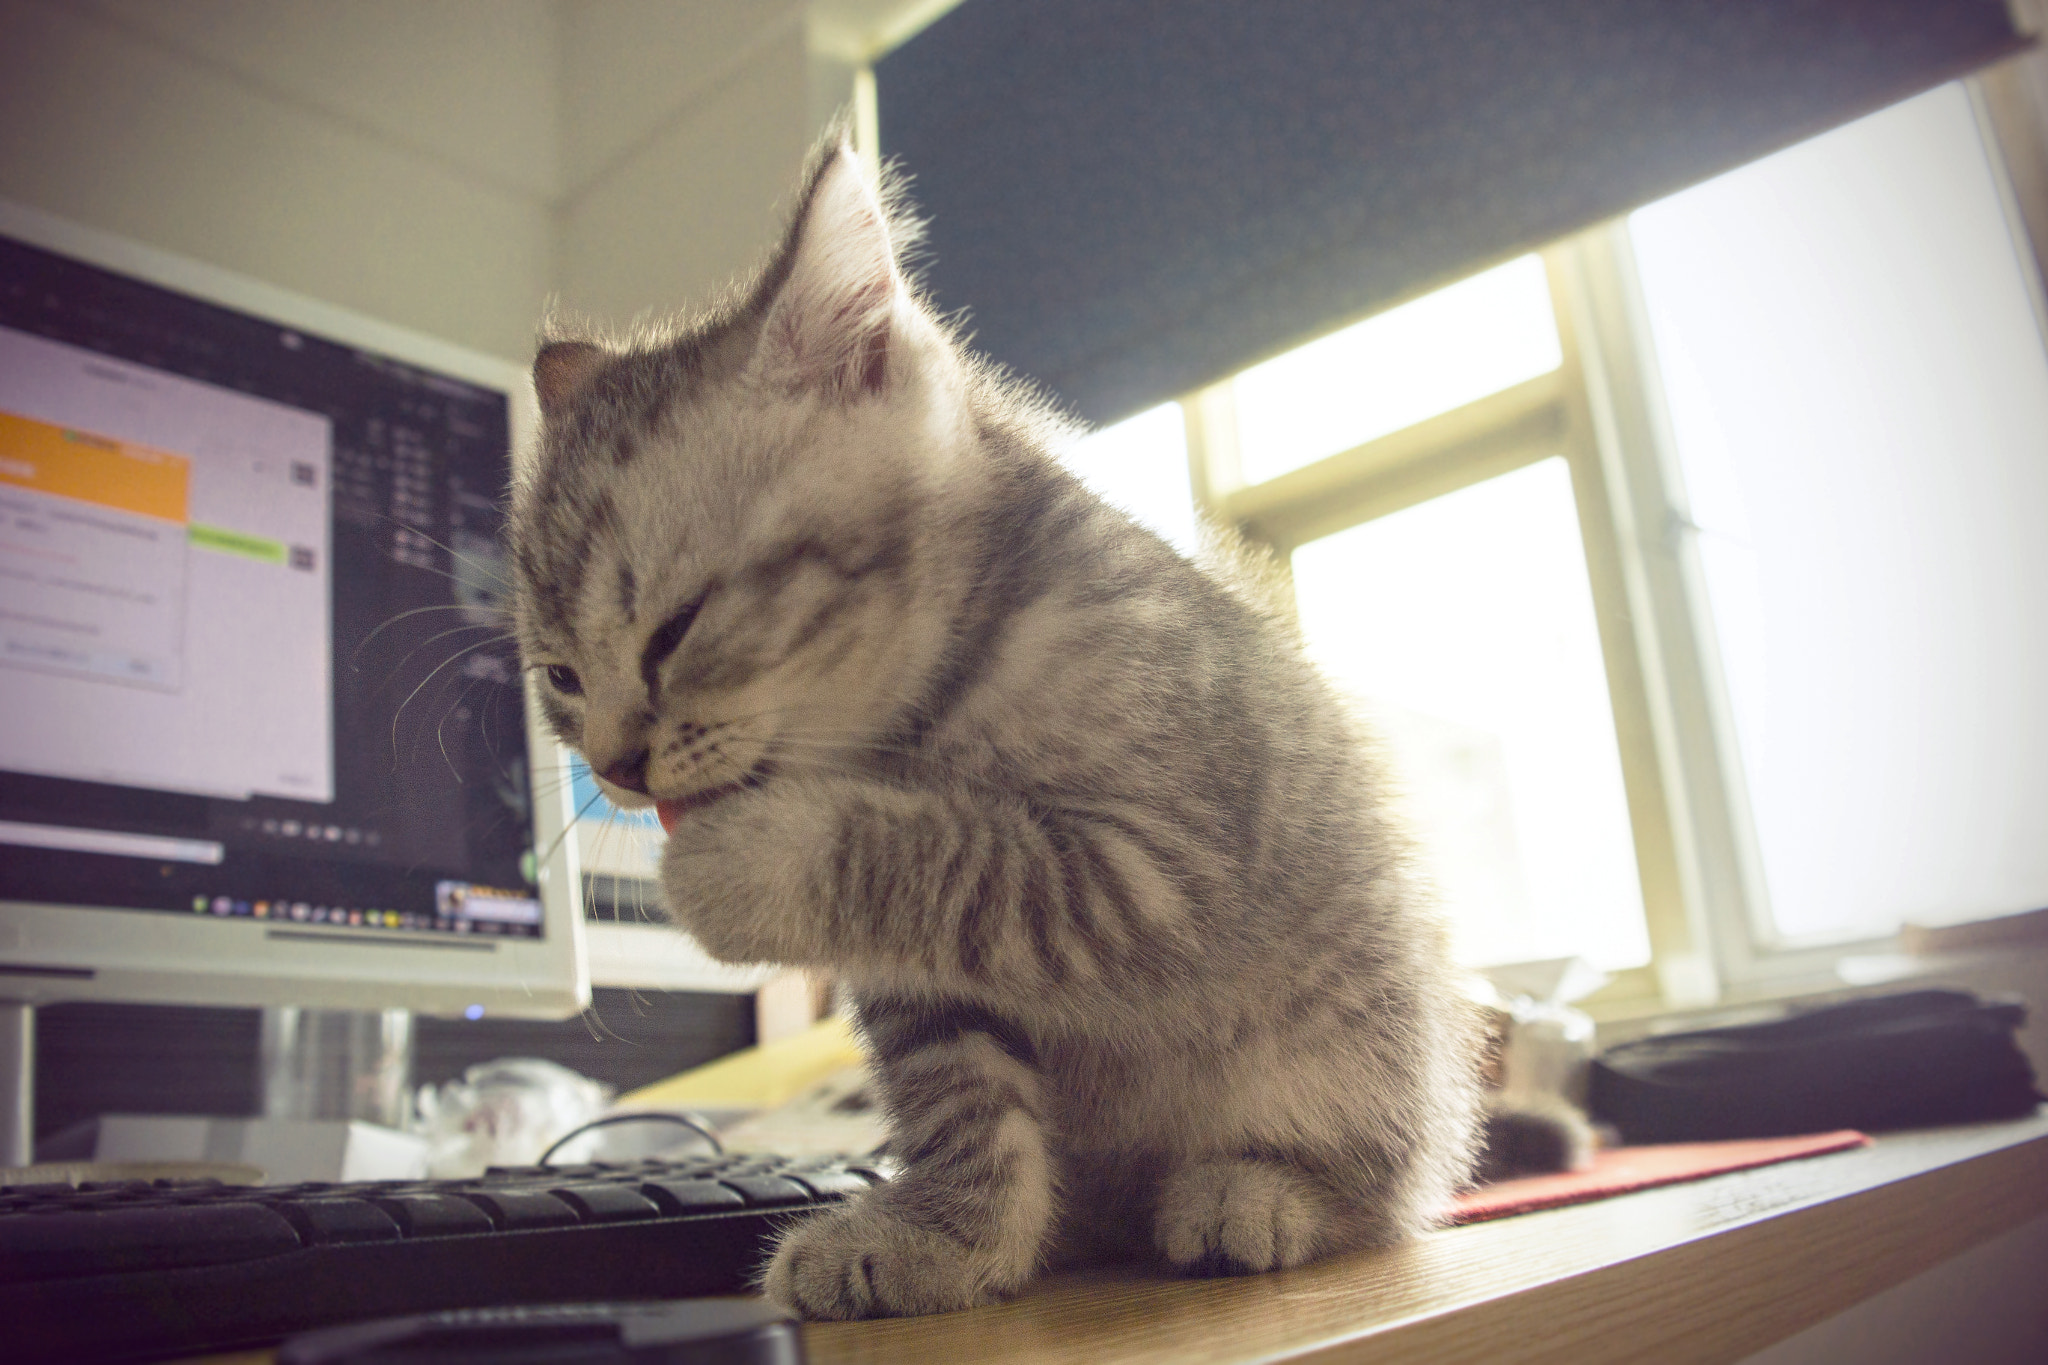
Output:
[554, 5, 821, 327]
[85, 0, 565, 200]
[0, 0, 858, 362]
[0, 0, 556, 361]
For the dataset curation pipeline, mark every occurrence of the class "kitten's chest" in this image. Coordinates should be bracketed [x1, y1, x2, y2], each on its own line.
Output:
[1037, 1030, 1245, 1155]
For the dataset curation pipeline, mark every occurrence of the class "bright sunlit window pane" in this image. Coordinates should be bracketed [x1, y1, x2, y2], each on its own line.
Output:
[1631, 83, 2048, 943]
[1291, 458, 1648, 970]
[1234, 255, 1562, 486]
[1062, 401, 1199, 556]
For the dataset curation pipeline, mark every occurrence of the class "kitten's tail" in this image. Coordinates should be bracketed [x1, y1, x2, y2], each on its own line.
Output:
[1470, 1094, 1597, 1186]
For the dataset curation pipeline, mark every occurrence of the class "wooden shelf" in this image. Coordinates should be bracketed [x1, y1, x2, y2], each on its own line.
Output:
[804, 1111, 2048, 1365]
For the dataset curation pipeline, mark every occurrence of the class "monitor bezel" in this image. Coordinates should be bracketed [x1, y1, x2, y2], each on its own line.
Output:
[0, 197, 589, 1019]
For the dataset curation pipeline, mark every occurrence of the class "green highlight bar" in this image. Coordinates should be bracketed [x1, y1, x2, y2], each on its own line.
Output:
[189, 522, 285, 563]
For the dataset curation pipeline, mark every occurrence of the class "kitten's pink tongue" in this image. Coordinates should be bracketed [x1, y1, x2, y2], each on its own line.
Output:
[654, 765, 772, 832]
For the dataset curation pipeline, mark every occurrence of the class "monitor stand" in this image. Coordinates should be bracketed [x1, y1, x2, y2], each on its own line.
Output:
[2, 1000, 31, 1168]
[0, 1001, 416, 1173]
[258, 1006, 414, 1129]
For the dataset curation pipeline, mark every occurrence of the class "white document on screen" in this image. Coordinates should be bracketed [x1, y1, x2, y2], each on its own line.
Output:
[0, 325, 333, 803]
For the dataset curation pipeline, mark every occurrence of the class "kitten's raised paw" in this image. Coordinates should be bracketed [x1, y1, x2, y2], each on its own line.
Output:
[1155, 1160, 1323, 1276]
[764, 1204, 1011, 1320]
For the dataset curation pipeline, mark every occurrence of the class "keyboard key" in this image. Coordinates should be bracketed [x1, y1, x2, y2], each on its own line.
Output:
[171, 1188, 260, 1202]
[269, 1198, 402, 1245]
[0, 1201, 301, 1280]
[457, 1190, 580, 1230]
[787, 1168, 874, 1199]
[637, 1178, 746, 1214]
[24, 1188, 132, 1207]
[848, 1159, 902, 1183]
[369, 1195, 496, 1238]
[718, 1176, 813, 1207]
[547, 1184, 663, 1223]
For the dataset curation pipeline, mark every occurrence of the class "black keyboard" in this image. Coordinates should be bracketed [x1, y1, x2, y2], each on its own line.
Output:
[0, 1152, 893, 1363]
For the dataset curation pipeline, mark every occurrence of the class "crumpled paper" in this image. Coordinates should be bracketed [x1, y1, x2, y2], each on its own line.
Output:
[412, 1057, 612, 1178]
[1483, 956, 1608, 1107]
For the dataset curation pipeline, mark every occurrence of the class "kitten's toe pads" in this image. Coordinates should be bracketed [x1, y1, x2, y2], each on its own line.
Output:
[1155, 1160, 1322, 1275]
[764, 1203, 1013, 1320]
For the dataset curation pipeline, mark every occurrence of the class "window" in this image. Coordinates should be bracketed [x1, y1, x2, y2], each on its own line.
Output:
[1073, 246, 1679, 997]
[1058, 401, 1197, 556]
[1629, 83, 2048, 948]
[1230, 255, 1561, 485]
[1067, 76, 2048, 1010]
[1290, 458, 1647, 973]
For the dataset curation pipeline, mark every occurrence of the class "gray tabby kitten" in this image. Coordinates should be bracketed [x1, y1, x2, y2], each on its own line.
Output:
[509, 142, 1484, 1319]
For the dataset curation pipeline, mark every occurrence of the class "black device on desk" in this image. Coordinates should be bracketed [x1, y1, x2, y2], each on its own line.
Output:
[0, 1151, 892, 1362]
[278, 1300, 802, 1365]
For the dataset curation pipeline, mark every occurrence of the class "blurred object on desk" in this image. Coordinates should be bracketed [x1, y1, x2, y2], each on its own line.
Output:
[1592, 989, 2041, 1142]
[614, 1016, 866, 1124]
[716, 1066, 883, 1159]
[414, 1059, 610, 1179]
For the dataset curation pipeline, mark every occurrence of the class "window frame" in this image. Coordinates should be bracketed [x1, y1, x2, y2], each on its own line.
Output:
[1175, 246, 1696, 1014]
[1175, 68, 2048, 1016]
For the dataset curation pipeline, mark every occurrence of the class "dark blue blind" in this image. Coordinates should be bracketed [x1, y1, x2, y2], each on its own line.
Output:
[877, 0, 2028, 426]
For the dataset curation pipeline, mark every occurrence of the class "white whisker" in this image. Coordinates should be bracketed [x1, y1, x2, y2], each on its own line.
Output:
[353, 602, 510, 667]
[389, 635, 513, 769]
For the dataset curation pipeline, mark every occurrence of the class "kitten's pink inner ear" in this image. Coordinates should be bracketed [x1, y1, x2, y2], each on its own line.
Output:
[533, 341, 609, 418]
[759, 145, 900, 395]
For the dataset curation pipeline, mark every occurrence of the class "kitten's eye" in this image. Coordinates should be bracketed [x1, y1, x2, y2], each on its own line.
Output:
[642, 597, 704, 675]
[545, 664, 583, 696]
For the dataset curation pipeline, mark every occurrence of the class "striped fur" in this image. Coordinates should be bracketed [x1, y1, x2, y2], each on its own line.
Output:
[510, 139, 1484, 1318]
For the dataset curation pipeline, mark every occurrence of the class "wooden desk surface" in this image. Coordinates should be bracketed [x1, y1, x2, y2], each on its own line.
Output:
[804, 1112, 2048, 1365]
[194, 1112, 2048, 1365]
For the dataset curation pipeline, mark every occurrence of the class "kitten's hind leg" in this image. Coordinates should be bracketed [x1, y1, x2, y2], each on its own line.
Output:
[764, 1014, 1053, 1319]
[1154, 1158, 1330, 1276]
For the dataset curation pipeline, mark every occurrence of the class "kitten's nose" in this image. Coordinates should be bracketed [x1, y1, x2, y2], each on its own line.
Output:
[600, 750, 650, 795]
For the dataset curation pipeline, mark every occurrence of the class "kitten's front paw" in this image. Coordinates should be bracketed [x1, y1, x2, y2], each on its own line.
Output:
[764, 1204, 1005, 1320]
[1155, 1160, 1324, 1276]
[658, 790, 824, 964]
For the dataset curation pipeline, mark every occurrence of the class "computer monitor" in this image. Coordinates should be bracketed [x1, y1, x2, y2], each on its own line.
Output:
[0, 199, 587, 1021]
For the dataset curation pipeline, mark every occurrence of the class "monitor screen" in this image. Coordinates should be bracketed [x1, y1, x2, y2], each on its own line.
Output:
[0, 208, 584, 1016]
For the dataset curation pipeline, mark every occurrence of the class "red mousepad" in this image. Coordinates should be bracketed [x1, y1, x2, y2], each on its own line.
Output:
[1451, 1129, 1873, 1224]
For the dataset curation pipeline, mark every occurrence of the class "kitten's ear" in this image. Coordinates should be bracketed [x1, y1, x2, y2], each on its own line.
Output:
[533, 341, 608, 419]
[751, 145, 901, 396]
